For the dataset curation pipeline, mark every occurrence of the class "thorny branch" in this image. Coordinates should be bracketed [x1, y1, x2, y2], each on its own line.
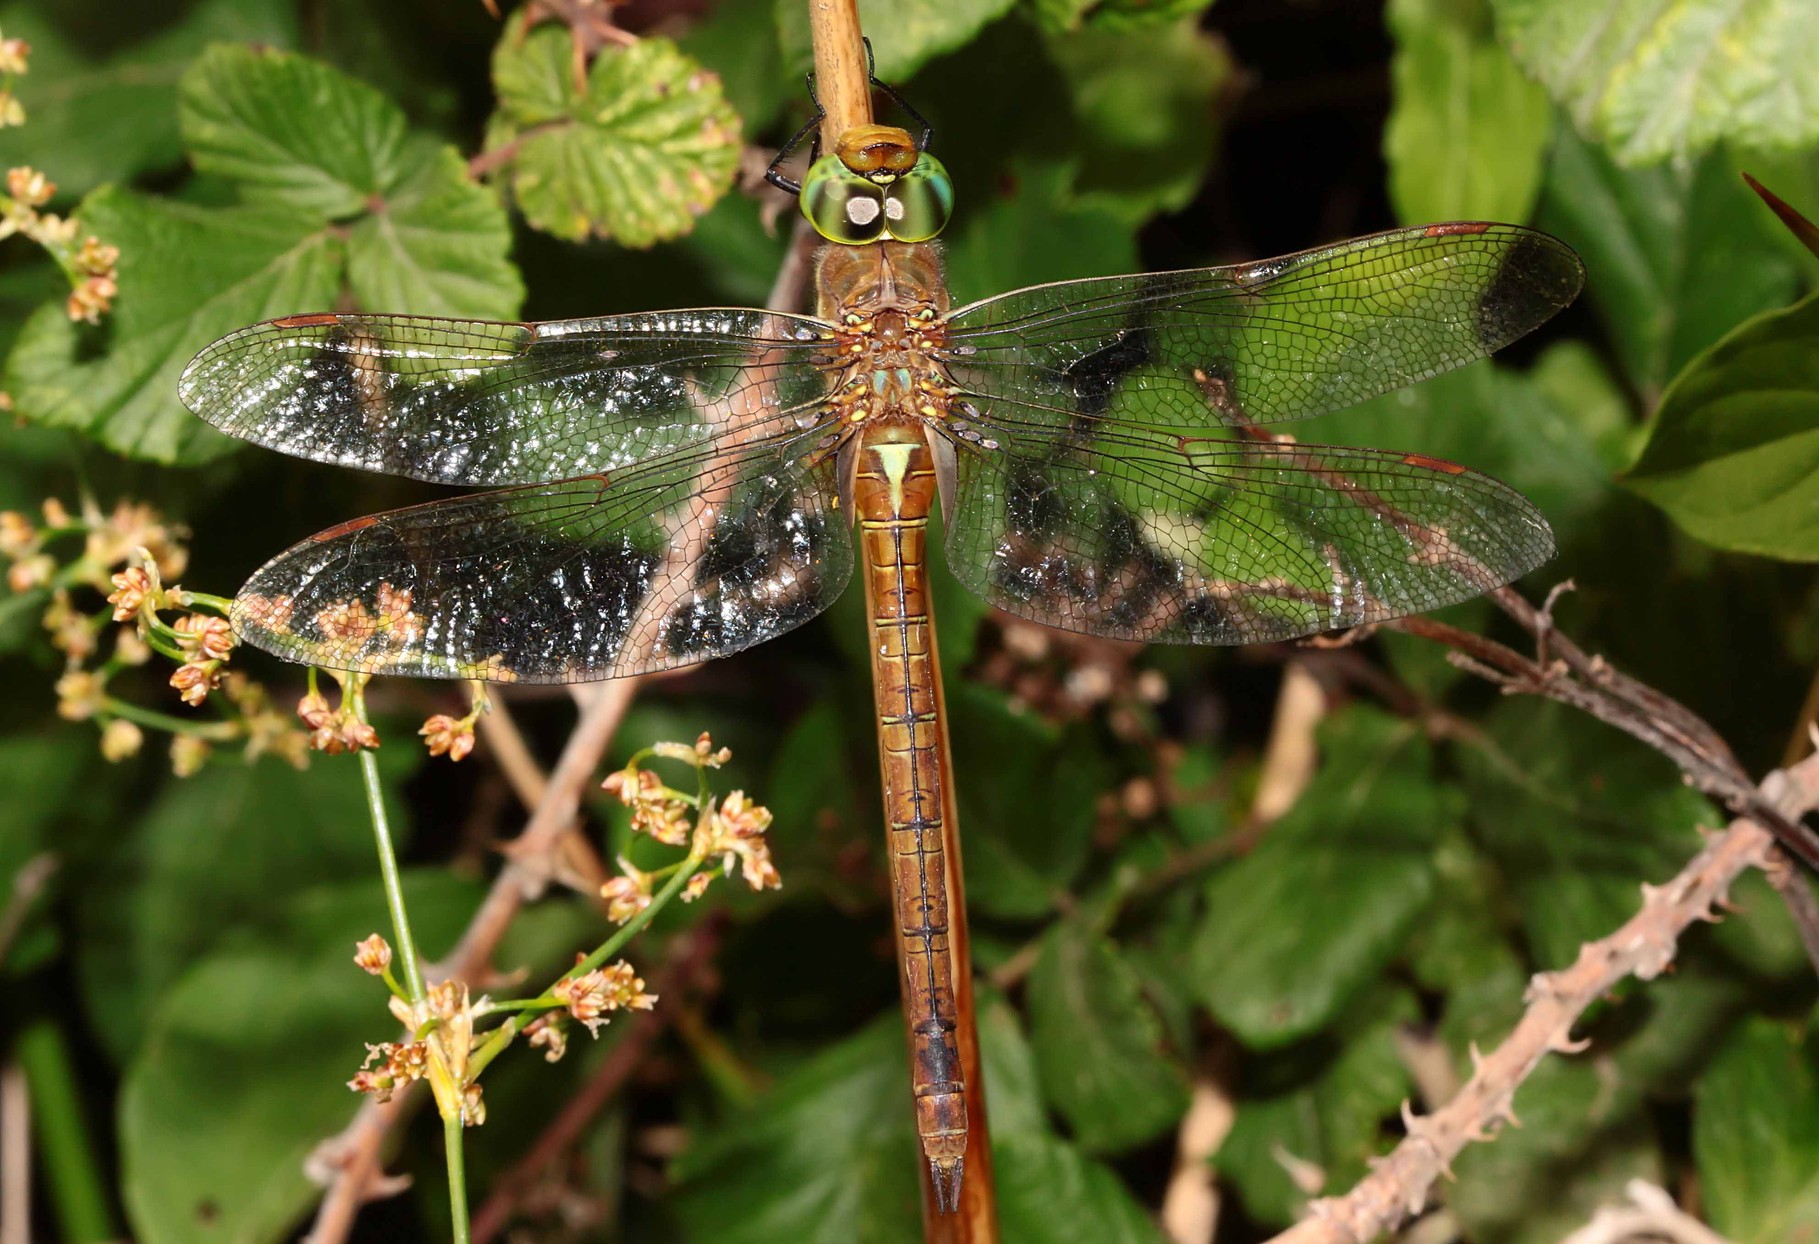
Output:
[1266, 750, 1816, 1244]
[1386, 583, 1819, 971]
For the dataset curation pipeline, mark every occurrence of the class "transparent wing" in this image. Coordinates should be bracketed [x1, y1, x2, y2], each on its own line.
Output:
[181, 310, 836, 486]
[231, 425, 852, 682]
[942, 223, 1583, 432]
[940, 419, 1552, 645]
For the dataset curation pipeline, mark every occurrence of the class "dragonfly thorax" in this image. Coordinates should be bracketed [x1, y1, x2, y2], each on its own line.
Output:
[817, 243, 956, 431]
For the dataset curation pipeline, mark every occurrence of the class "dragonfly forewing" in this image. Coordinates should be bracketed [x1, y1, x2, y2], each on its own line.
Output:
[942, 223, 1584, 434]
[180, 310, 836, 486]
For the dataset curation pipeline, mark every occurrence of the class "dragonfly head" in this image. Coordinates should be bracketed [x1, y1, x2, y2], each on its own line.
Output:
[802, 124, 952, 246]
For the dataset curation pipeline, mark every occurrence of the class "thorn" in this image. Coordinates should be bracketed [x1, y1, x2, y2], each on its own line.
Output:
[1550, 1032, 1592, 1055]
[1468, 1041, 1485, 1074]
[929, 1156, 963, 1214]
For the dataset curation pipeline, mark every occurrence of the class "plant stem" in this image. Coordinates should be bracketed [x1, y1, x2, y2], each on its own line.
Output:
[445, 1113, 472, 1244]
[100, 696, 239, 740]
[352, 689, 426, 1003]
[14, 1018, 117, 1243]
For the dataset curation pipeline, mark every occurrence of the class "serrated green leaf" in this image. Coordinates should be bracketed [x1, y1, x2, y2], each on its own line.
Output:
[1218, 989, 1417, 1225]
[1027, 919, 1187, 1152]
[1694, 1015, 1819, 1243]
[77, 747, 416, 1062]
[6, 45, 520, 462]
[1538, 124, 1800, 397]
[1384, 0, 1550, 224]
[118, 872, 481, 1244]
[996, 1131, 1168, 1243]
[1493, 0, 1819, 166]
[775, 0, 1018, 81]
[489, 27, 740, 246]
[1457, 698, 1713, 968]
[5, 190, 343, 463]
[0, 0, 299, 198]
[1190, 707, 1451, 1047]
[1042, 20, 1229, 221]
[1624, 293, 1819, 561]
[180, 43, 411, 217]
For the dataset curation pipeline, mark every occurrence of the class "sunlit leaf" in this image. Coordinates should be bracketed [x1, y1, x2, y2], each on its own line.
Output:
[1538, 125, 1799, 398]
[1695, 1014, 1819, 1243]
[1625, 292, 1819, 562]
[1190, 707, 1454, 1047]
[1384, 0, 1550, 224]
[1493, 0, 1819, 165]
[1026, 918, 1188, 1152]
[1027, 0, 1215, 34]
[4, 45, 520, 462]
[488, 23, 741, 246]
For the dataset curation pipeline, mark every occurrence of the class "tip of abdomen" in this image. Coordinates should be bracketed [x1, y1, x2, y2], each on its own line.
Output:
[929, 1155, 964, 1214]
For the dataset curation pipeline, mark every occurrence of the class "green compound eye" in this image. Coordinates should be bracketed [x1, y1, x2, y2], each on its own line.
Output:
[801, 156, 887, 244]
[882, 153, 954, 243]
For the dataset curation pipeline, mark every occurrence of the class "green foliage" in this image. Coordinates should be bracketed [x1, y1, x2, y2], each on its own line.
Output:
[1191, 707, 1455, 1047]
[1694, 1014, 1819, 1242]
[1494, 0, 1819, 166]
[486, 22, 741, 246]
[1626, 292, 1819, 560]
[1384, 0, 1551, 225]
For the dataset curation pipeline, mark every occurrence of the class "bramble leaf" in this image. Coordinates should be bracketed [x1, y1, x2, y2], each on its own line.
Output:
[1493, 0, 1819, 166]
[488, 24, 741, 246]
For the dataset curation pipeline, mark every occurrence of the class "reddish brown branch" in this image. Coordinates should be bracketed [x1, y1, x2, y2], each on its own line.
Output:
[1266, 751, 1819, 1243]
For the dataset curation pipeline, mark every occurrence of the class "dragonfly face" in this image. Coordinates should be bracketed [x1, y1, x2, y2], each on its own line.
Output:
[800, 123, 953, 244]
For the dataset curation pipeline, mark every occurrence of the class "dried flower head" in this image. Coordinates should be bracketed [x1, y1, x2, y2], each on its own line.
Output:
[0, 509, 35, 558]
[599, 856, 655, 924]
[694, 790, 780, 892]
[5, 166, 50, 207]
[54, 670, 103, 721]
[419, 713, 475, 762]
[525, 1015, 568, 1063]
[551, 959, 657, 1035]
[173, 613, 233, 662]
[106, 566, 152, 621]
[169, 660, 223, 707]
[348, 1040, 429, 1103]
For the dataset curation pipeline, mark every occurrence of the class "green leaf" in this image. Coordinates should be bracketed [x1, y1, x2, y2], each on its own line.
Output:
[1624, 292, 1819, 561]
[1190, 707, 1452, 1047]
[775, 0, 1018, 81]
[950, 684, 1106, 920]
[1218, 989, 1417, 1225]
[77, 749, 416, 1062]
[5, 190, 343, 463]
[1026, 919, 1188, 1152]
[996, 1131, 1168, 1243]
[118, 872, 481, 1244]
[1538, 125, 1801, 397]
[942, 157, 1138, 316]
[1493, 0, 1819, 166]
[1457, 698, 1713, 968]
[680, 0, 788, 133]
[180, 42, 410, 216]
[1027, 0, 1215, 34]
[1695, 1015, 1819, 1243]
[1384, 0, 1551, 225]
[1042, 20, 1229, 221]
[0, 0, 299, 198]
[489, 26, 741, 246]
[0, 729, 93, 974]
[6, 45, 521, 462]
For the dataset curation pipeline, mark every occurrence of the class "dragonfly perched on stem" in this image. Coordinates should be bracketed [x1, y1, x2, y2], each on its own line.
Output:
[177, 10, 1582, 1233]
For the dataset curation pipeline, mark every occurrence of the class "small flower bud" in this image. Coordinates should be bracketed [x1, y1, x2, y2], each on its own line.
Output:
[99, 718, 143, 762]
[170, 734, 210, 777]
[5, 166, 51, 207]
[354, 934, 392, 975]
[419, 713, 475, 762]
[106, 566, 152, 620]
[54, 670, 103, 721]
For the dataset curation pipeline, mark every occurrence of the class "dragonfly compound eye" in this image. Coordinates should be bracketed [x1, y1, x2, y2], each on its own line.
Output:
[882, 153, 953, 243]
[802, 155, 888, 244]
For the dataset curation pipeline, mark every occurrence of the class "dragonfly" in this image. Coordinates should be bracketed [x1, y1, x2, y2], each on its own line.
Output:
[179, 75, 1582, 1217]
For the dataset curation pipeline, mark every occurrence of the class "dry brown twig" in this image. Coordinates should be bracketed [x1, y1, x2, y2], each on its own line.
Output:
[1556, 1180, 1735, 1244]
[1264, 750, 1817, 1244]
